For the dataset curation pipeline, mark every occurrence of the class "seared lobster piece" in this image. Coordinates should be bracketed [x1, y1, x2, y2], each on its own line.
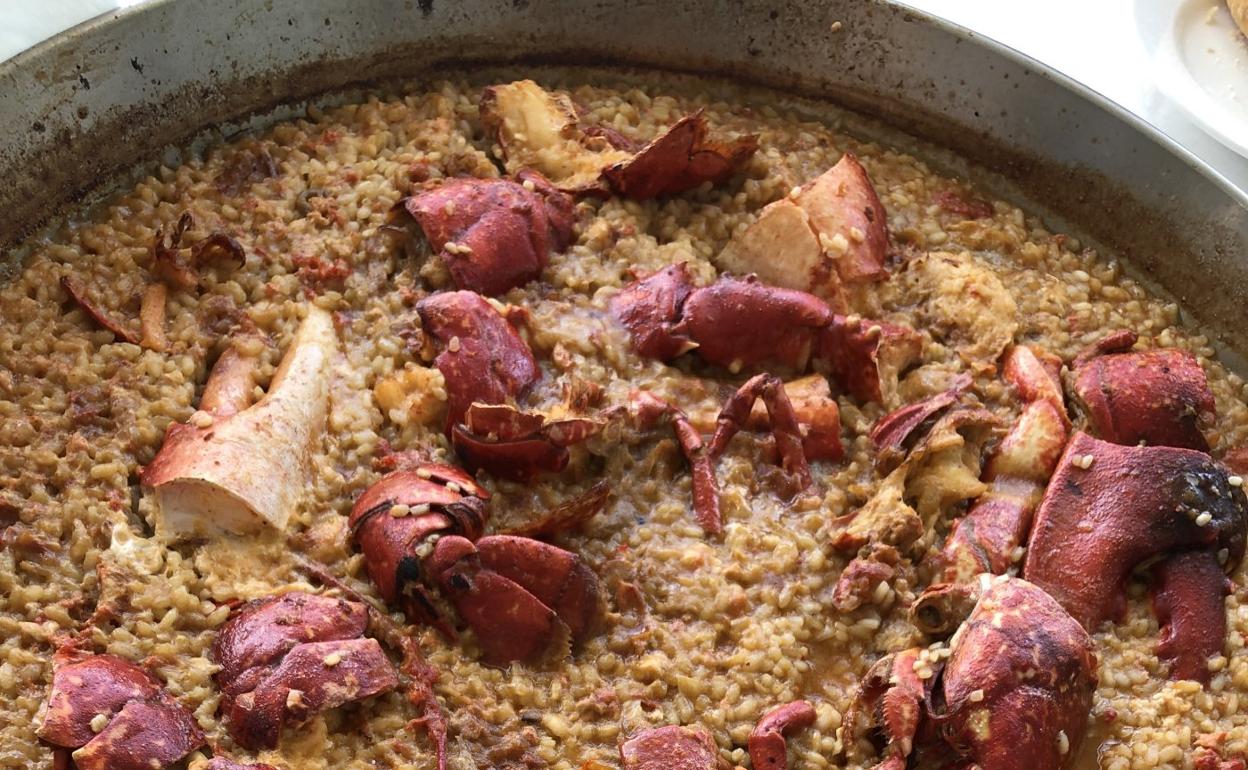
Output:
[450, 403, 605, 482]
[37, 644, 204, 770]
[610, 265, 920, 405]
[416, 290, 540, 430]
[1070, 330, 1215, 450]
[142, 307, 337, 539]
[349, 462, 604, 664]
[928, 346, 1070, 586]
[480, 79, 757, 199]
[212, 592, 398, 750]
[601, 110, 759, 200]
[748, 700, 817, 770]
[1023, 432, 1248, 683]
[846, 576, 1096, 770]
[619, 725, 729, 770]
[717, 153, 890, 306]
[395, 171, 574, 296]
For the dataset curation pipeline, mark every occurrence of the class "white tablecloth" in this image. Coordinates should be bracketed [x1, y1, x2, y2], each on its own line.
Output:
[3, 0, 1247, 191]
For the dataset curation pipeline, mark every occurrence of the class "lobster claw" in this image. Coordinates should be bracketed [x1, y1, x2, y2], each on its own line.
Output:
[211, 592, 398, 750]
[1023, 432, 1248, 684]
[36, 644, 205, 770]
[417, 290, 541, 432]
[1070, 330, 1215, 450]
[846, 577, 1097, 770]
[749, 701, 817, 770]
[395, 171, 574, 296]
[428, 534, 603, 665]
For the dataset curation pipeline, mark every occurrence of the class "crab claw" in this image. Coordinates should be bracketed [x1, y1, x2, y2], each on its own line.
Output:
[349, 464, 489, 630]
[708, 373, 813, 491]
[936, 576, 1097, 770]
[717, 153, 889, 306]
[417, 291, 541, 430]
[1070, 332, 1215, 450]
[749, 701, 816, 770]
[601, 110, 758, 200]
[37, 646, 204, 769]
[141, 307, 337, 540]
[1023, 432, 1248, 683]
[619, 725, 728, 770]
[817, 314, 923, 407]
[930, 346, 1069, 584]
[428, 534, 603, 664]
[212, 591, 398, 750]
[450, 403, 604, 482]
[396, 172, 574, 296]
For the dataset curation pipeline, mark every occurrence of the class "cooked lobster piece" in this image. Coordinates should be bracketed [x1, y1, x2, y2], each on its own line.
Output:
[748, 700, 817, 770]
[450, 403, 605, 482]
[348, 462, 604, 665]
[911, 346, 1070, 630]
[37, 642, 204, 770]
[610, 264, 921, 406]
[1023, 432, 1248, 684]
[211, 591, 398, 750]
[393, 171, 574, 296]
[480, 79, 757, 199]
[619, 725, 729, 770]
[415, 289, 540, 426]
[1070, 330, 1215, 450]
[141, 306, 337, 539]
[845, 576, 1097, 770]
[717, 152, 889, 307]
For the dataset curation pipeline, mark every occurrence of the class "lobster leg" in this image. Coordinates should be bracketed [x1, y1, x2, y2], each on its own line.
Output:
[708, 373, 812, 490]
[749, 700, 817, 770]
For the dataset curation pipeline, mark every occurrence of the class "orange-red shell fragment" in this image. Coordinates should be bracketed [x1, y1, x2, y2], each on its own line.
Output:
[1071, 334, 1214, 450]
[619, 725, 729, 770]
[36, 647, 204, 770]
[748, 700, 816, 770]
[399, 171, 574, 296]
[212, 591, 399, 750]
[417, 290, 541, 431]
[1024, 432, 1248, 683]
[602, 111, 758, 200]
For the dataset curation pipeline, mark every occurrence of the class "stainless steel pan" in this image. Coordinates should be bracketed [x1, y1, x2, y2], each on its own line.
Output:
[1, 0, 1244, 356]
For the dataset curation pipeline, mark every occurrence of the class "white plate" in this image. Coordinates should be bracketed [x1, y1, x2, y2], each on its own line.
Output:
[1138, 0, 1248, 157]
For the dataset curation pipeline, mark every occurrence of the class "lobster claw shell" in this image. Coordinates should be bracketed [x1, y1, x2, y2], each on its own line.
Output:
[601, 110, 758, 200]
[936, 576, 1097, 770]
[619, 725, 729, 770]
[1024, 433, 1248, 683]
[748, 700, 816, 770]
[429, 534, 603, 665]
[451, 403, 605, 483]
[397, 172, 574, 296]
[417, 290, 541, 431]
[1070, 333, 1215, 450]
[609, 263, 697, 360]
[36, 646, 204, 769]
[211, 592, 398, 750]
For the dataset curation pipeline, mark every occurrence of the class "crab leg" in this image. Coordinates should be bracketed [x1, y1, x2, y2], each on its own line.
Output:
[708, 373, 812, 490]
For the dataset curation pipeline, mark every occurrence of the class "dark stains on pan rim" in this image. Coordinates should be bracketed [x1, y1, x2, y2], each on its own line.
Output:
[0, 14, 1241, 362]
